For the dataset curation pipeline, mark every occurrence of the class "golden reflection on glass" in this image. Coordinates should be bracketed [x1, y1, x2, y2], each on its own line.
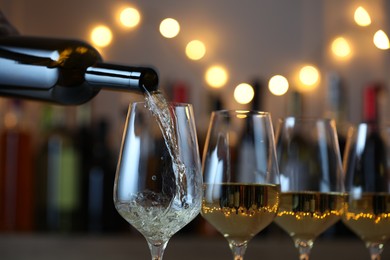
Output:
[234, 83, 254, 105]
[119, 7, 141, 28]
[205, 65, 228, 88]
[185, 40, 206, 60]
[275, 192, 346, 238]
[236, 113, 249, 119]
[268, 75, 289, 96]
[331, 37, 351, 58]
[373, 30, 390, 50]
[159, 18, 180, 38]
[354, 6, 371, 27]
[202, 183, 280, 241]
[343, 193, 390, 242]
[90, 25, 113, 47]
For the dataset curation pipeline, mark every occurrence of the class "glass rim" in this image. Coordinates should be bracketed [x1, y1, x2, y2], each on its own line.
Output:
[130, 101, 193, 108]
[211, 109, 271, 117]
[279, 116, 335, 123]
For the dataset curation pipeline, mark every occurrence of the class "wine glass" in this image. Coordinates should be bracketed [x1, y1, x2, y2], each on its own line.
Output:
[274, 117, 346, 260]
[342, 123, 390, 260]
[113, 101, 203, 260]
[201, 110, 280, 260]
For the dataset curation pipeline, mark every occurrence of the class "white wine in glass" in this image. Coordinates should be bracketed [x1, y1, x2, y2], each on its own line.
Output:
[343, 123, 390, 260]
[201, 110, 280, 260]
[274, 117, 346, 260]
[114, 98, 203, 260]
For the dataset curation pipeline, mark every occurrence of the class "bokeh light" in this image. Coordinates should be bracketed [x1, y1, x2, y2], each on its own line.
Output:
[205, 65, 228, 88]
[268, 75, 289, 96]
[354, 6, 371, 27]
[373, 30, 390, 50]
[234, 83, 254, 105]
[90, 25, 113, 47]
[119, 7, 141, 28]
[298, 65, 320, 91]
[331, 37, 351, 58]
[159, 18, 180, 38]
[185, 40, 206, 60]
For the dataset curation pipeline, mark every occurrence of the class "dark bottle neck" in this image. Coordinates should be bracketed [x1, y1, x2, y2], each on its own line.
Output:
[250, 79, 263, 111]
[85, 63, 158, 93]
[0, 35, 159, 104]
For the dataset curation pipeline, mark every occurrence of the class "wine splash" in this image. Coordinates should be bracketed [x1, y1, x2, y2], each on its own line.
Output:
[143, 90, 188, 208]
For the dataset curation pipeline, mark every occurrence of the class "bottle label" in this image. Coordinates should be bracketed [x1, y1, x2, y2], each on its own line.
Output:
[58, 146, 80, 211]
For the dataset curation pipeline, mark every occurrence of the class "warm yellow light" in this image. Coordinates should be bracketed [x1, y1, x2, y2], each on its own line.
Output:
[299, 65, 320, 88]
[373, 30, 390, 50]
[205, 66, 228, 88]
[268, 75, 289, 96]
[159, 18, 180, 38]
[234, 83, 254, 104]
[90, 25, 112, 47]
[185, 40, 206, 60]
[119, 7, 141, 28]
[331, 37, 351, 58]
[354, 6, 371, 27]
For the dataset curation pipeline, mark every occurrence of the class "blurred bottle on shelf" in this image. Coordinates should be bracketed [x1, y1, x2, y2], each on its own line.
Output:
[90, 120, 124, 233]
[322, 73, 352, 237]
[286, 90, 303, 117]
[360, 83, 387, 190]
[362, 82, 387, 126]
[76, 104, 123, 233]
[75, 103, 94, 232]
[182, 90, 223, 237]
[0, 99, 34, 232]
[324, 72, 349, 155]
[250, 79, 264, 111]
[35, 105, 81, 232]
[171, 81, 189, 103]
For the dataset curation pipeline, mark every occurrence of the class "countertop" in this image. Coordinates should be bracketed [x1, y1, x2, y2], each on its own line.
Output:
[0, 234, 389, 260]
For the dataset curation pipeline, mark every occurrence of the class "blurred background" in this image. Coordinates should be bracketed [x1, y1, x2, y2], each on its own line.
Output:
[3, 0, 390, 130]
[0, 0, 389, 248]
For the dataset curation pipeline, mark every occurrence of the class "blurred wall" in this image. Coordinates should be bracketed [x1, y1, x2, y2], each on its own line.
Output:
[0, 0, 389, 141]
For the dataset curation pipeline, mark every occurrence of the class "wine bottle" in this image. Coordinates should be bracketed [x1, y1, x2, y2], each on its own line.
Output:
[35, 105, 81, 232]
[286, 90, 303, 117]
[90, 120, 124, 233]
[171, 81, 189, 103]
[363, 84, 381, 125]
[344, 84, 387, 194]
[75, 103, 122, 233]
[0, 99, 34, 231]
[74, 103, 94, 232]
[362, 84, 388, 191]
[250, 79, 264, 111]
[0, 36, 158, 105]
[322, 73, 353, 237]
[324, 72, 348, 155]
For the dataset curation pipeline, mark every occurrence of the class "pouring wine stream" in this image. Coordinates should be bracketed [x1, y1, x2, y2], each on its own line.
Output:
[143, 90, 188, 209]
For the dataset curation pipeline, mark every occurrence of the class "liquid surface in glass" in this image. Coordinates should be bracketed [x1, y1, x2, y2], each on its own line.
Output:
[274, 191, 346, 241]
[201, 183, 280, 245]
[343, 192, 390, 244]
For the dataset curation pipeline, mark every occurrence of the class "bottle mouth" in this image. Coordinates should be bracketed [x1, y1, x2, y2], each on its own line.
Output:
[141, 68, 159, 92]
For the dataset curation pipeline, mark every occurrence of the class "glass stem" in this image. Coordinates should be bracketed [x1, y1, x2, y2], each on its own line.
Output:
[147, 240, 168, 260]
[295, 239, 313, 260]
[299, 253, 309, 260]
[229, 242, 247, 260]
[367, 242, 384, 260]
